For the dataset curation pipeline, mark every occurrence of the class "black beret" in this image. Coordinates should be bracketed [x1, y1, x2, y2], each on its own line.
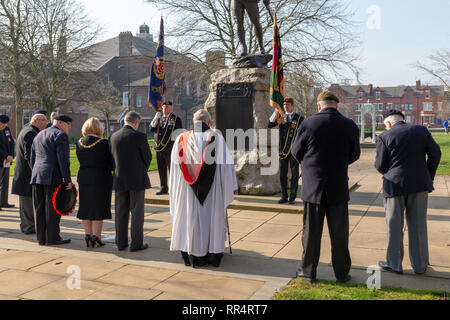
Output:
[0, 115, 10, 123]
[383, 109, 405, 120]
[54, 115, 73, 123]
[163, 101, 173, 106]
[33, 109, 47, 116]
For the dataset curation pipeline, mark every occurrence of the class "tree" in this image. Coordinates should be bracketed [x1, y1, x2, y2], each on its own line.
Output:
[27, 0, 101, 115]
[83, 79, 122, 138]
[417, 50, 450, 90]
[0, 0, 37, 134]
[145, 0, 360, 79]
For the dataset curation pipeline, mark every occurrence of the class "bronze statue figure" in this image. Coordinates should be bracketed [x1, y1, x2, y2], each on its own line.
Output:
[234, 0, 270, 56]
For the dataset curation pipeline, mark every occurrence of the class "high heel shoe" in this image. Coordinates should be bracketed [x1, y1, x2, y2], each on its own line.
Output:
[91, 235, 105, 248]
[85, 234, 93, 248]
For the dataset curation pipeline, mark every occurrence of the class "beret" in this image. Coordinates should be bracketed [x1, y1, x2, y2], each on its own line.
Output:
[383, 109, 405, 120]
[163, 101, 173, 106]
[33, 109, 47, 116]
[0, 115, 10, 123]
[54, 115, 73, 123]
[284, 98, 294, 104]
[317, 91, 340, 103]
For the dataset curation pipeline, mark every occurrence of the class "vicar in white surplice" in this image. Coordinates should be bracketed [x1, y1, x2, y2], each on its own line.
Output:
[169, 109, 237, 268]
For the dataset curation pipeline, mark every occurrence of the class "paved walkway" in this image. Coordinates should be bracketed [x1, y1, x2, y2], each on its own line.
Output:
[0, 149, 448, 300]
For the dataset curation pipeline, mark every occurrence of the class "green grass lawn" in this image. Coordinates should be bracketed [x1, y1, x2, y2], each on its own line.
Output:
[273, 279, 449, 300]
[432, 132, 450, 175]
[10, 139, 158, 177]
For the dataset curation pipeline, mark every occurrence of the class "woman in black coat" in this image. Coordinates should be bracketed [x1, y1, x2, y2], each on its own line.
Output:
[76, 117, 114, 248]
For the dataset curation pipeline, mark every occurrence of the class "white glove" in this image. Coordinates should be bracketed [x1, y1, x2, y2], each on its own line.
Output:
[151, 112, 162, 128]
[269, 110, 278, 123]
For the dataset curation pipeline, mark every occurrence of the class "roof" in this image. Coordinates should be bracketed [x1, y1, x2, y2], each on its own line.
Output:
[82, 35, 197, 72]
[336, 84, 446, 99]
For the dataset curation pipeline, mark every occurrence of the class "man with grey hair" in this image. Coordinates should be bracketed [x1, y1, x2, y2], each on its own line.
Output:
[110, 111, 152, 252]
[375, 110, 441, 275]
[12, 113, 48, 234]
[169, 109, 237, 268]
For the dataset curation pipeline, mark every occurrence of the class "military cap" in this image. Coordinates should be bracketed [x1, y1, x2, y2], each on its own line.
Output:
[383, 109, 405, 120]
[163, 101, 173, 106]
[33, 109, 47, 116]
[284, 98, 294, 104]
[317, 91, 340, 103]
[54, 115, 73, 123]
[0, 115, 10, 123]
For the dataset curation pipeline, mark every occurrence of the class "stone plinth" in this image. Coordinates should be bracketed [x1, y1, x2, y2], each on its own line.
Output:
[204, 67, 281, 195]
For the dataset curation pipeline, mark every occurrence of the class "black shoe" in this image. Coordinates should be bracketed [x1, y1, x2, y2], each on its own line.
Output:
[378, 261, 403, 274]
[85, 235, 93, 247]
[156, 188, 168, 195]
[193, 256, 208, 268]
[289, 199, 296, 205]
[117, 244, 129, 251]
[337, 274, 351, 283]
[130, 243, 148, 252]
[181, 251, 191, 266]
[38, 241, 46, 246]
[296, 268, 316, 283]
[207, 253, 224, 268]
[23, 229, 36, 235]
[278, 197, 288, 204]
[2, 204, 14, 208]
[91, 235, 105, 248]
[47, 238, 71, 245]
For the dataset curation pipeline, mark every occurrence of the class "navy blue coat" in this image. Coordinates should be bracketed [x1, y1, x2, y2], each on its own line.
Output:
[0, 125, 15, 166]
[374, 122, 441, 198]
[30, 125, 71, 186]
[292, 108, 360, 205]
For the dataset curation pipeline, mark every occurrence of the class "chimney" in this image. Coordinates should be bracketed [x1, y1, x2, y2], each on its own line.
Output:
[416, 80, 421, 90]
[368, 84, 373, 95]
[205, 50, 225, 71]
[119, 32, 133, 57]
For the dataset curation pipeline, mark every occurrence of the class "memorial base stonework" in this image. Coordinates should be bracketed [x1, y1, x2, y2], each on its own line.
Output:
[204, 67, 281, 195]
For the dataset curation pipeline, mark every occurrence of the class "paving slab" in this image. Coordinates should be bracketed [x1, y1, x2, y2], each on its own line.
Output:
[242, 224, 299, 245]
[227, 218, 264, 234]
[20, 278, 109, 300]
[232, 240, 284, 259]
[97, 265, 178, 289]
[0, 269, 61, 297]
[152, 271, 264, 300]
[0, 250, 60, 271]
[83, 284, 162, 300]
[267, 213, 302, 226]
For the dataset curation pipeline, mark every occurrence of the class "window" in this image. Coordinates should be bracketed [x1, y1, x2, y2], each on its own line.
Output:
[377, 103, 383, 111]
[406, 115, 411, 123]
[423, 102, 433, 111]
[122, 92, 129, 107]
[376, 91, 381, 100]
[394, 103, 399, 110]
[186, 82, 190, 96]
[406, 91, 411, 100]
[0, 105, 11, 115]
[387, 103, 393, 109]
[110, 125, 115, 133]
[438, 102, 443, 111]
[22, 109, 33, 127]
[376, 115, 383, 124]
[355, 104, 361, 112]
[355, 115, 361, 124]
[358, 91, 363, 100]
[106, 75, 110, 86]
[425, 90, 430, 99]
[136, 96, 142, 108]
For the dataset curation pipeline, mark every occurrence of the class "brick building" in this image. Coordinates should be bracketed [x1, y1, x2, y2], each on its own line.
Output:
[1, 23, 225, 138]
[328, 80, 450, 128]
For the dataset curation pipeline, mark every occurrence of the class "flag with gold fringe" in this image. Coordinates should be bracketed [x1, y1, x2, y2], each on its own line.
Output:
[269, 11, 285, 124]
[148, 16, 166, 111]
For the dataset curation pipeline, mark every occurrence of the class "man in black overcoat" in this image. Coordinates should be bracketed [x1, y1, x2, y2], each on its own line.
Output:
[30, 115, 73, 245]
[12, 113, 48, 234]
[0, 115, 15, 209]
[150, 101, 182, 195]
[110, 111, 152, 252]
[291, 91, 360, 283]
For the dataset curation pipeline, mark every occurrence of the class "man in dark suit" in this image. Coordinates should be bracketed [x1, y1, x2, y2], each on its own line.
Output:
[30, 115, 73, 245]
[12, 113, 48, 234]
[150, 101, 182, 195]
[292, 91, 360, 283]
[0, 115, 15, 210]
[46, 111, 57, 129]
[110, 111, 152, 251]
[268, 98, 304, 204]
[375, 110, 441, 275]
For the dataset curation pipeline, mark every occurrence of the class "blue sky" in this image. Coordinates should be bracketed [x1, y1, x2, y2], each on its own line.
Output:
[79, 0, 449, 86]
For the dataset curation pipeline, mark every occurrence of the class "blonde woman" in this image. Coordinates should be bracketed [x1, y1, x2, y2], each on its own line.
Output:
[76, 117, 114, 248]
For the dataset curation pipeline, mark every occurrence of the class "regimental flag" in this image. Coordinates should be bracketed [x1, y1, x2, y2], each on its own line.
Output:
[148, 17, 166, 111]
[269, 11, 285, 125]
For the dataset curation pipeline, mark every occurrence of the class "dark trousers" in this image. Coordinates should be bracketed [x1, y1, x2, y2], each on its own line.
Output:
[0, 166, 9, 206]
[19, 195, 35, 233]
[280, 154, 299, 200]
[33, 184, 62, 244]
[115, 190, 145, 250]
[157, 150, 171, 190]
[301, 194, 351, 280]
